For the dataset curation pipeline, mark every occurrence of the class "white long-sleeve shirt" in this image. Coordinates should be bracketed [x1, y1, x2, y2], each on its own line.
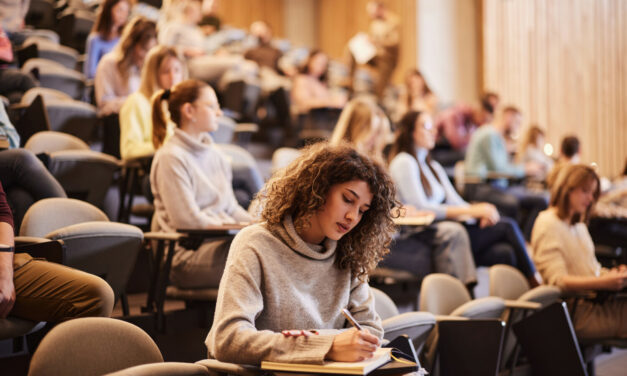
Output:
[94, 51, 141, 115]
[389, 148, 468, 220]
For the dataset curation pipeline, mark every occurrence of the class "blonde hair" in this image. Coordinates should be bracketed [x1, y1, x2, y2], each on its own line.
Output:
[257, 142, 400, 281]
[151, 79, 209, 149]
[550, 164, 600, 224]
[138, 45, 187, 99]
[330, 98, 390, 162]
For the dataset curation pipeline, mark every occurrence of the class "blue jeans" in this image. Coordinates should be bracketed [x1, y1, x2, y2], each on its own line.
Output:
[465, 216, 536, 277]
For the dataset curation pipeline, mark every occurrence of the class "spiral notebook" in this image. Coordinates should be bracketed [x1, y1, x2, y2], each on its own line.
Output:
[261, 347, 391, 375]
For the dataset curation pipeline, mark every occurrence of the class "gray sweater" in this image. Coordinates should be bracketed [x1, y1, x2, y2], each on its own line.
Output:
[206, 216, 383, 365]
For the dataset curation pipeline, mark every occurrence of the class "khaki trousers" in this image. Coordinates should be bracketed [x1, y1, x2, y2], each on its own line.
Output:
[11, 253, 115, 322]
[572, 298, 627, 339]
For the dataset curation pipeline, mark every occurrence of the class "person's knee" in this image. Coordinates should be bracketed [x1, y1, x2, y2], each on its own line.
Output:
[435, 221, 470, 245]
[480, 243, 516, 267]
[80, 275, 115, 318]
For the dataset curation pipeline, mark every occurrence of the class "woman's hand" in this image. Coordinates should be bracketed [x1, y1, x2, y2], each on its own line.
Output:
[599, 269, 627, 291]
[470, 203, 500, 227]
[326, 328, 380, 362]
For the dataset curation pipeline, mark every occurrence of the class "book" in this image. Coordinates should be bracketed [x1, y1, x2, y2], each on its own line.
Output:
[348, 32, 377, 64]
[261, 347, 391, 375]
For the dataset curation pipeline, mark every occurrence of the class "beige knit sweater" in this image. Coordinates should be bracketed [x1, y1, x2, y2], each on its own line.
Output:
[206, 216, 383, 365]
[531, 208, 602, 289]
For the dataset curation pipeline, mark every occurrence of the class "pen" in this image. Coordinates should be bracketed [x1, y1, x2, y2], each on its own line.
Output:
[341, 308, 363, 331]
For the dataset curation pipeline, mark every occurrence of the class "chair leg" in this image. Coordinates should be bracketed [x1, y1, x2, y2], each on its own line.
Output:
[120, 293, 130, 316]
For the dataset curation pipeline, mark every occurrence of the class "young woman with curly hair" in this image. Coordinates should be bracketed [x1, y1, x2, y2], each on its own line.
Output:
[206, 142, 399, 365]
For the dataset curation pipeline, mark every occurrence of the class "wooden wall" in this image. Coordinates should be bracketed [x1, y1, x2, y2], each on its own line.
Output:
[483, 0, 627, 177]
[316, 0, 417, 84]
[215, 0, 285, 37]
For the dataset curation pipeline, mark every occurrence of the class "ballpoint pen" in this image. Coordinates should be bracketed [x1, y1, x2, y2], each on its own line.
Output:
[341, 308, 363, 331]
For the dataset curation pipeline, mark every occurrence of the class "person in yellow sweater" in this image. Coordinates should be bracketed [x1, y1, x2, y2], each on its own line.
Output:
[119, 45, 186, 160]
[531, 164, 626, 339]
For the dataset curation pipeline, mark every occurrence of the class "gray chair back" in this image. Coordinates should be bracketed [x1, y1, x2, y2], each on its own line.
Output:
[21, 87, 73, 106]
[371, 287, 400, 320]
[420, 273, 472, 315]
[23, 38, 79, 70]
[489, 264, 530, 300]
[44, 100, 98, 142]
[22, 58, 86, 100]
[28, 317, 163, 376]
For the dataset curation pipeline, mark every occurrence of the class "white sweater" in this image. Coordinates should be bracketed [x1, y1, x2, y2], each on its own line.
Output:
[150, 128, 251, 234]
[206, 216, 383, 365]
[531, 209, 601, 288]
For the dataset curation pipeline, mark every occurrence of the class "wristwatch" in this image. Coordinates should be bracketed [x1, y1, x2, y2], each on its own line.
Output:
[0, 245, 14, 253]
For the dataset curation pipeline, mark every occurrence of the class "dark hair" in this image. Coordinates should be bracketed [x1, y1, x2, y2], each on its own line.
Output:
[300, 49, 328, 83]
[561, 136, 580, 158]
[550, 164, 600, 224]
[93, 0, 129, 39]
[258, 142, 400, 281]
[115, 17, 157, 78]
[152, 79, 209, 149]
[388, 111, 440, 197]
[405, 69, 432, 96]
[480, 92, 499, 114]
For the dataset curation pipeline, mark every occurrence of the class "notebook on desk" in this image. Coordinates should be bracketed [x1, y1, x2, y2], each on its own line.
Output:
[261, 347, 391, 375]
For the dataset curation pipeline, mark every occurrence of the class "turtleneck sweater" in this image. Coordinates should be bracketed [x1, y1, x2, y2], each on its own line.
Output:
[389, 147, 468, 220]
[206, 216, 383, 365]
[150, 128, 251, 235]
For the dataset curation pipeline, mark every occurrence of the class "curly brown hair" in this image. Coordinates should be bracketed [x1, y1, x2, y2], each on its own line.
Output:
[258, 142, 400, 281]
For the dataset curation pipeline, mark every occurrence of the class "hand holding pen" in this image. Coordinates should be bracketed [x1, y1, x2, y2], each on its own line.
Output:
[325, 308, 380, 362]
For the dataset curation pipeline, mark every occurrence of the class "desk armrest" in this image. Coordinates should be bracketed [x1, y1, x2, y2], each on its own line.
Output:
[144, 232, 183, 242]
[504, 300, 541, 311]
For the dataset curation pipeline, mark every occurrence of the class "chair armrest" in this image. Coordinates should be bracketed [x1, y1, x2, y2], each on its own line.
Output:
[450, 297, 506, 319]
[143, 232, 183, 242]
[504, 300, 541, 311]
[393, 214, 435, 226]
[195, 359, 259, 376]
[234, 123, 259, 134]
[435, 315, 469, 322]
[14, 238, 65, 264]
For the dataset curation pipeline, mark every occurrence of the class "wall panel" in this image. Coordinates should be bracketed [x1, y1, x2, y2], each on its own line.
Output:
[216, 0, 285, 37]
[483, 0, 626, 177]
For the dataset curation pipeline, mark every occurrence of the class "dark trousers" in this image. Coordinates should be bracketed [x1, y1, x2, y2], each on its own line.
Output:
[465, 183, 548, 240]
[465, 216, 536, 277]
[0, 68, 37, 103]
[0, 149, 66, 232]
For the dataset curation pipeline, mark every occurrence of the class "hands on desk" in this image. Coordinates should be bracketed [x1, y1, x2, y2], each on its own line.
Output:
[326, 328, 380, 362]
[601, 266, 627, 291]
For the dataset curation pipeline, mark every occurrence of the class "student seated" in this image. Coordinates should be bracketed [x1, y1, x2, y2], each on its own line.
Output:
[119, 45, 185, 160]
[0, 182, 114, 323]
[291, 50, 346, 114]
[389, 111, 539, 285]
[150, 79, 252, 289]
[95, 17, 157, 116]
[394, 69, 438, 120]
[84, 0, 130, 80]
[531, 164, 626, 339]
[207, 143, 397, 364]
[517, 125, 553, 180]
[464, 105, 548, 239]
[331, 98, 476, 286]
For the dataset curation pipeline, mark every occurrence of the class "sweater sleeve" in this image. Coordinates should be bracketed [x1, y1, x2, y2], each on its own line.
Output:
[389, 153, 447, 220]
[153, 152, 225, 228]
[207, 239, 335, 365]
[347, 279, 383, 339]
[530, 217, 568, 288]
[119, 94, 155, 160]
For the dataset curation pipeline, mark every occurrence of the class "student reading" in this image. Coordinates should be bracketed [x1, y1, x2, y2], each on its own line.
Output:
[206, 143, 399, 364]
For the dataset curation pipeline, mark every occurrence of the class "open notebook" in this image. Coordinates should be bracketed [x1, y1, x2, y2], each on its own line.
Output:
[261, 347, 391, 375]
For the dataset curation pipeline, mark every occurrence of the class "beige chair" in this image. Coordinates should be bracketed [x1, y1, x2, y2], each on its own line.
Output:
[25, 131, 120, 209]
[420, 273, 505, 319]
[371, 287, 436, 354]
[489, 264, 562, 373]
[28, 317, 163, 376]
[489, 264, 561, 308]
[104, 362, 209, 376]
[21, 87, 73, 106]
[22, 58, 87, 100]
[20, 198, 143, 314]
[22, 37, 80, 70]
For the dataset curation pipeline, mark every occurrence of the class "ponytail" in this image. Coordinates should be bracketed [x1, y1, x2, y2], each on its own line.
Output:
[152, 89, 170, 149]
[151, 79, 210, 150]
